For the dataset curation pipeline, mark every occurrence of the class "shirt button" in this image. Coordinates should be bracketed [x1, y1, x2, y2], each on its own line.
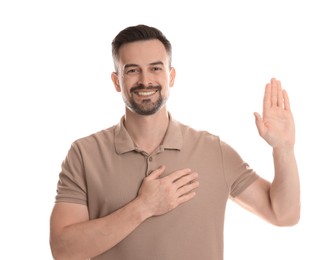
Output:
[148, 157, 153, 162]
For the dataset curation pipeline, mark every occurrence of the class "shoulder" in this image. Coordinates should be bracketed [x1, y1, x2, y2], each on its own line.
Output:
[176, 120, 221, 143]
[72, 125, 117, 151]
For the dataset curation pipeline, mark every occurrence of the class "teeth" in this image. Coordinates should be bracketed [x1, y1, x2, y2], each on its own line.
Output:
[137, 91, 156, 96]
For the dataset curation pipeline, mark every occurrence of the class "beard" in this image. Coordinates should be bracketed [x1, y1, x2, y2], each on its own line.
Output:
[124, 84, 167, 116]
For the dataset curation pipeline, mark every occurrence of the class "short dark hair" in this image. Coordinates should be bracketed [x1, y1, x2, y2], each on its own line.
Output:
[111, 24, 172, 72]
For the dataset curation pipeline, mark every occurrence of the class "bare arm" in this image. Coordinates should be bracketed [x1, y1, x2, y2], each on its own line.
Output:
[234, 78, 300, 226]
[50, 166, 199, 260]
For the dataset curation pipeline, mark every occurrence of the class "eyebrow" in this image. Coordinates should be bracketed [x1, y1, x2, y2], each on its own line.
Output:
[123, 61, 165, 70]
[150, 61, 164, 66]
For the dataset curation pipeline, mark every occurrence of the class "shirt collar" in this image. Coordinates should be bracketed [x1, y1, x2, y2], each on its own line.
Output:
[114, 113, 183, 154]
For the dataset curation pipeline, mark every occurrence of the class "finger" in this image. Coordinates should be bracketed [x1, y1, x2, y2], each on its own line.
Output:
[283, 89, 291, 111]
[147, 165, 166, 180]
[271, 78, 278, 107]
[177, 191, 197, 205]
[254, 112, 266, 137]
[263, 83, 272, 112]
[167, 168, 192, 183]
[177, 180, 199, 196]
[276, 79, 284, 108]
[174, 172, 198, 188]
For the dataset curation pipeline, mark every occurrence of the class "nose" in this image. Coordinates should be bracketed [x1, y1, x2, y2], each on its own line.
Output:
[137, 71, 152, 87]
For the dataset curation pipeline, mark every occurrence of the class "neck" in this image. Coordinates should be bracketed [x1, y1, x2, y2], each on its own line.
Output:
[124, 108, 169, 154]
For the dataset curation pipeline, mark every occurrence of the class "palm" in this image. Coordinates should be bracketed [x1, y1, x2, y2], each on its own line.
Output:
[254, 78, 295, 149]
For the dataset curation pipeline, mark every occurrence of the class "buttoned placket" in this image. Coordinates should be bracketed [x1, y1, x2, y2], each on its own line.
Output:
[137, 146, 164, 176]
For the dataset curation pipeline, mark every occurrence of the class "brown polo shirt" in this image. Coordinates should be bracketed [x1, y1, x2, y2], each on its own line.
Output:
[55, 114, 258, 260]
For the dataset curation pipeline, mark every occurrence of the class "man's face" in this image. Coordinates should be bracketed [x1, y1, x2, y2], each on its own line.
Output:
[112, 39, 175, 115]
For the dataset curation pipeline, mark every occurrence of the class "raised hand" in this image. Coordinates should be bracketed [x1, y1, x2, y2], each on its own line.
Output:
[254, 78, 295, 149]
[137, 166, 199, 217]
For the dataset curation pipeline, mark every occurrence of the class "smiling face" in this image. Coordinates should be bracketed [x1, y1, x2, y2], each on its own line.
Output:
[111, 39, 175, 116]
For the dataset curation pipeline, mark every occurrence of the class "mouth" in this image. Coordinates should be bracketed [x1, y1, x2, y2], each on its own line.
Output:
[134, 90, 158, 97]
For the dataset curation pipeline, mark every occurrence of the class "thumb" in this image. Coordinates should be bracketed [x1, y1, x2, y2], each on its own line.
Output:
[254, 112, 265, 136]
[147, 165, 166, 180]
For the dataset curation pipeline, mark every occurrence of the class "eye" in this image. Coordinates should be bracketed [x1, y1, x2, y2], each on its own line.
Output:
[125, 68, 140, 74]
[151, 66, 163, 72]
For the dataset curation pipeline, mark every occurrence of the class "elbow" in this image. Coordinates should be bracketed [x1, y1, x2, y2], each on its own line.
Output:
[50, 238, 71, 260]
[273, 207, 301, 227]
[50, 236, 91, 260]
[50, 245, 59, 260]
[50, 239, 63, 260]
[50, 248, 71, 260]
[276, 214, 300, 227]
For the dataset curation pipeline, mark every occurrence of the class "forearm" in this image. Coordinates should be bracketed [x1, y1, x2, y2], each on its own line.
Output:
[51, 198, 150, 260]
[270, 147, 300, 225]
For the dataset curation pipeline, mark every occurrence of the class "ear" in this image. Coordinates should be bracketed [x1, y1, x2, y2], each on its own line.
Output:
[169, 67, 176, 87]
[111, 72, 121, 92]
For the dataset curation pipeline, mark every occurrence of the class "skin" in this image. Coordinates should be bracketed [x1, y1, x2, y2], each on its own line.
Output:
[50, 40, 300, 260]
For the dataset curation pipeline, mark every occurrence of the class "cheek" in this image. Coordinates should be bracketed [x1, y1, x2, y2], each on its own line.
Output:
[120, 83, 133, 98]
[117, 78, 132, 93]
[122, 76, 138, 88]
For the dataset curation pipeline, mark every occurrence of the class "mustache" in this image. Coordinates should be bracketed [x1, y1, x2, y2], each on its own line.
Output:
[130, 84, 162, 93]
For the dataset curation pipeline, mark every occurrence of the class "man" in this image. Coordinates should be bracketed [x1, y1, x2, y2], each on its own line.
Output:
[50, 24, 300, 260]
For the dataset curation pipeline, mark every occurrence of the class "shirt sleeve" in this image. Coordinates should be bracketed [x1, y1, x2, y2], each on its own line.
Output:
[220, 140, 259, 197]
[55, 142, 88, 205]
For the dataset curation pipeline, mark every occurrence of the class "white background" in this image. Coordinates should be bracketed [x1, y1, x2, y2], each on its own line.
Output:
[1, 0, 324, 259]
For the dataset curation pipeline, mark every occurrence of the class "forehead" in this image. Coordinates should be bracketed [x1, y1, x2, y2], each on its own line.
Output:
[118, 39, 169, 66]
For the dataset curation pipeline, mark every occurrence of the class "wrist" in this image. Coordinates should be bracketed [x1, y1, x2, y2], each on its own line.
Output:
[131, 197, 153, 221]
[273, 145, 295, 154]
[272, 146, 296, 164]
